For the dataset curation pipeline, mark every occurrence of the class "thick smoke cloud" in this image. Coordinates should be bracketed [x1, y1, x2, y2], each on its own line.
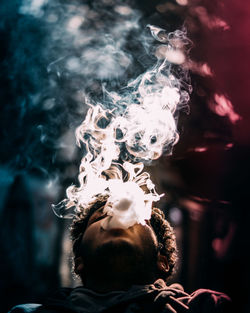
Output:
[1, 0, 190, 227]
[39, 2, 191, 224]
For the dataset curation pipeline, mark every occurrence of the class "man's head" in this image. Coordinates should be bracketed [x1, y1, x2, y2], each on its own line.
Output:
[70, 194, 177, 291]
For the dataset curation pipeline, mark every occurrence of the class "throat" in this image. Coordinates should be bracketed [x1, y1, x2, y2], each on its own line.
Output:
[84, 266, 156, 293]
[81, 241, 157, 292]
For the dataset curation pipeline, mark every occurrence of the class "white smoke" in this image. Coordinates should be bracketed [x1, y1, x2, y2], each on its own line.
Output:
[52, 20, 191, 228]
[17, 0, 191, 228]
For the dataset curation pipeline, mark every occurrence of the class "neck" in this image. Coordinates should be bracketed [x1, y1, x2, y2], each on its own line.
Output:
[82, 254, 157, 293]
[80, 238, 159, 293]
[83, 267, 156, 293]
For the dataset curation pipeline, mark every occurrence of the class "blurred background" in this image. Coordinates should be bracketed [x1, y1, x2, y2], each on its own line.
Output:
[0, 0, 250, 312]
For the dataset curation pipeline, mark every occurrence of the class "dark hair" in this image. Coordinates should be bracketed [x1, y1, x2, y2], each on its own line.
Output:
[70, 195, 177, 279]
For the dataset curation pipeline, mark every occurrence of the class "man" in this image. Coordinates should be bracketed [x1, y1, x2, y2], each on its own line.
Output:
[10, 194, 231, 313]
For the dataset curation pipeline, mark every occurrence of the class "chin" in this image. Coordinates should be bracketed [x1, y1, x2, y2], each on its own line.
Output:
[82, 237, 157, 284]
[104, 227, 130, 236]
[94, 238, 138, 262]
[100, 236, 135, 251]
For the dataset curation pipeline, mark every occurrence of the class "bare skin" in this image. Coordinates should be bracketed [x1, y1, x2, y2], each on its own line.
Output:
[74, 207, 169, 293]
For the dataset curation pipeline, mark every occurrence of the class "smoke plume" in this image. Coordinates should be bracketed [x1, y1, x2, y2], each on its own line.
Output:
[48, 4, 191, 227]
[3, 0, 191, 227]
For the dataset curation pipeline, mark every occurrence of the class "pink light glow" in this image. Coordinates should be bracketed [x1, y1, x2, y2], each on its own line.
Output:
[212, 94, 241, 124]
[194, 147, 208, 153]
[192, 6, 230, 30]
[212, 223, 236, 259]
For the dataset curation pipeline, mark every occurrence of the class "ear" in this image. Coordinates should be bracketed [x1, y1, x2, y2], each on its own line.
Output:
[157, 254, 169, 275]
[74, 256, 84, 275]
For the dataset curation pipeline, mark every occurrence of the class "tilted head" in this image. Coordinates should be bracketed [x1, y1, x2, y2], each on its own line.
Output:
[70, 194, 177, 291]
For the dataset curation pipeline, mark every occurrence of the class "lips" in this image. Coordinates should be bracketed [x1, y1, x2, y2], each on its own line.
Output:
[106, 228, 127, 236]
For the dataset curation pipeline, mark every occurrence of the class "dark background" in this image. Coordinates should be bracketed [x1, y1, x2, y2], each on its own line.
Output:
[0, 1, 250, 312]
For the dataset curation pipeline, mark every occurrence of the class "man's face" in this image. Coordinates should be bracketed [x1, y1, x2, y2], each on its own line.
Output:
[82, 205, 158, 251]
[77, 205, 160, 286]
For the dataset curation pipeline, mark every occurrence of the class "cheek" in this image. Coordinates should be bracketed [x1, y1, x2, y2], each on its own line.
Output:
[136, 225, 158, 250]
[81, 222, 101, 251]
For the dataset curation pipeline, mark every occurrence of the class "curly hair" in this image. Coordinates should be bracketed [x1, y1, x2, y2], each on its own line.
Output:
[149, 207, 177, 279]
[70, 195, 177, 280]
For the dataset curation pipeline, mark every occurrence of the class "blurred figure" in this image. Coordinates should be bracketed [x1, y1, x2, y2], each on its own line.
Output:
[0, 173, 60, 313]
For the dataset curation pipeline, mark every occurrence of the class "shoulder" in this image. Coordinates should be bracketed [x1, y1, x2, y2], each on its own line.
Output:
[187, 288, 232, 313]
[8, 287, 74, 313]
[153, 281, 231, 313]
[8, 303, 42, 313]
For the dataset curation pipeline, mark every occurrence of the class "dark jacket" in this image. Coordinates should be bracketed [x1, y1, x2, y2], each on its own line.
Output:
[9, 279, 231, 313]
